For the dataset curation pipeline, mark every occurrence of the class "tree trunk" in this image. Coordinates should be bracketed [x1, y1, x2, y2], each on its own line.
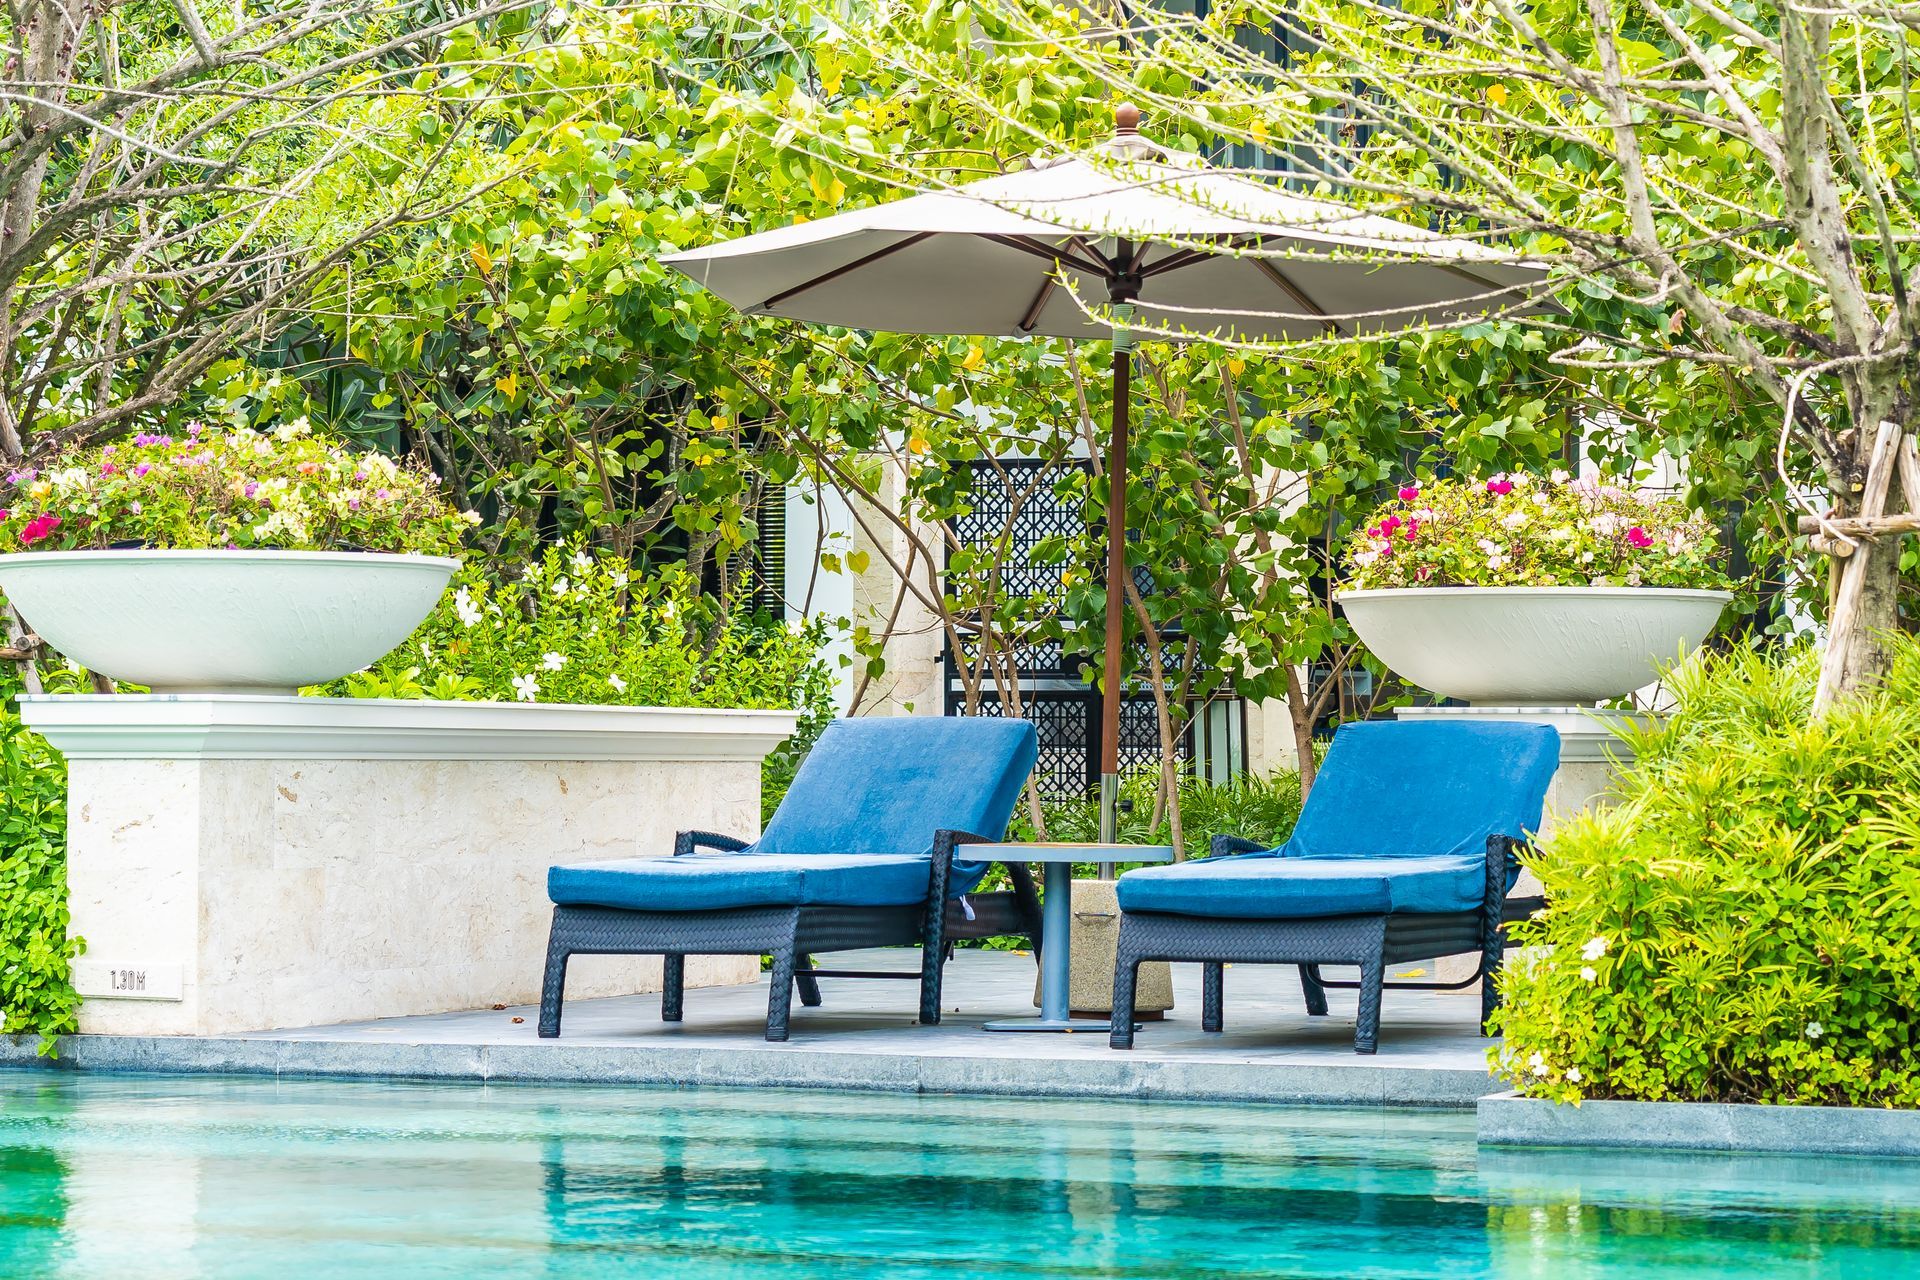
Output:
[1815, 526, 1904, 707]
[1284, 664, 1319, 797]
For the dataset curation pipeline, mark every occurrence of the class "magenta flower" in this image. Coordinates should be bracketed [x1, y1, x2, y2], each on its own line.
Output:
[1379, 514, 1402, 536]
[347, 497, 361, 510]
[6, 468, 36, 483]
[132, 463, 153, 478]
[100, 463, 116, 477]
[186, 421, 204, 436]
[1398, 484, 1420, 502]
[1626, 526, 1654, 549]
[20, 514, 61, 545]
[243, 482, 259, 498]
[0, 508, 9, 521]
[1404, 519, 1420, 540]
[1486, 477, 1513, 496]
[354, 469, 369, 482]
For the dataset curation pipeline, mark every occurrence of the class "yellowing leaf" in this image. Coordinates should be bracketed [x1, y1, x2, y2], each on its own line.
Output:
[961, 344, 986, 372]
[1485, 83, 1509, 108]
[1248, 118, 1269, 144]
[810, 171, 847, 205]
[1225, 356, 1246, 377]
[907, 432, 931, 455]
[469, 243, 493, 276]
[497, 369, 519, 399]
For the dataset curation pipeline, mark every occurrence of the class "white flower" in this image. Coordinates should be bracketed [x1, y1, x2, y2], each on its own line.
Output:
[1500, 510, 1530, 530]
[541, 651, 567, 671]
[551, 578, 571, 597]
[511, 674, 539, 702]
[1486, 553, 1508, 570]
[453, 589, 481, 628]
[1581, 936, 1609, 962]
[661, 599, 677, 619]
[608, 673, 628, 693]
[1528, 1052, 1549, 1077]
[1579, 966, 1597, 983]
[571, 549, 593, 571]
[1806, 1021, 1824, 1040]
[1580, 551, 1595, 564]
[1550, 468, 1571, 485]
[418, 641, 431, 660]
[1566, 1066, 1582, 1083]
[612, 571, 629, 589]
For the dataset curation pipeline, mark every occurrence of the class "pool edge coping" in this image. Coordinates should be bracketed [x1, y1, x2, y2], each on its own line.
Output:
[1477, 1091, 1920, 1157]
[1, 1032, 1492, 1109]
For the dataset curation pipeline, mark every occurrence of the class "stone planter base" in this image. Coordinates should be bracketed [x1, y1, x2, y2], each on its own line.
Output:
[1478, 1092, 1920, 1158]
[22, 695, 795, 1036]
[1032, 879, 1173, 1017]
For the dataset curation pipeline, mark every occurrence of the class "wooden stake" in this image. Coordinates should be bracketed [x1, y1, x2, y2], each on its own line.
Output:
[1814, 422, 1903, 713]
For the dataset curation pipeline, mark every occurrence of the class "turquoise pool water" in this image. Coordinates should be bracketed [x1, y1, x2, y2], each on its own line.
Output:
[3, 1073, 1918, 1278]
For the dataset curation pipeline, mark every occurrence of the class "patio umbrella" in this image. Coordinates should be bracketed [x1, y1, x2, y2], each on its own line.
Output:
[664, 105, 1547, 840]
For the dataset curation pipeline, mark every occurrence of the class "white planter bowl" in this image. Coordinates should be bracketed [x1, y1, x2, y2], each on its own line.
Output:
[0, 549, 458, 694]
[1337, 585, 1732, 705]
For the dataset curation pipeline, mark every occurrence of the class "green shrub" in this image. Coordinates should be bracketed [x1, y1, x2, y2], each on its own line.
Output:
[1008, 767, 1304, 856]
[0, 665, 82, 1051]
[1494, 641, 1920, 1106]
[333, 544, 825, 713]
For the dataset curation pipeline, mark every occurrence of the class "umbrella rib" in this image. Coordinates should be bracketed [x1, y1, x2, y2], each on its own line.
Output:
[1251, 257, 1343, 336]
[1016, 274, 1058, 334]
[982, 234, 1113, 278]
[1138, 234, 1257, 279]
[756, 232, 935, 311]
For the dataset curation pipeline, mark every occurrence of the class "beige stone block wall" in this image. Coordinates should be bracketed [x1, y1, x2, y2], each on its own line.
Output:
[68, 756, 764, 1035]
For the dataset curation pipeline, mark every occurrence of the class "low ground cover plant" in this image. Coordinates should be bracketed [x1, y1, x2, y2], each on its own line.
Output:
[1344, 472, 1728, 591]
[0, 422, 472, 555]
[1495, 641, 1920, 1106]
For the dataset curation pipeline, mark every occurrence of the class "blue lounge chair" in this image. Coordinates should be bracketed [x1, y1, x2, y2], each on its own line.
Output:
[1109, 720, 1558, 1054]
[539, 716, 1040, 1041]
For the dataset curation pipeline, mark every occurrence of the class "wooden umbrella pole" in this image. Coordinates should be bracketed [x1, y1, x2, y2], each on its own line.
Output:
[1099, 305, 1133, 853]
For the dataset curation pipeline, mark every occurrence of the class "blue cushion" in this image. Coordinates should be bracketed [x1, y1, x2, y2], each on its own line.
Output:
[1113, 720, 1559, 921]
[1116, 853, 1487, 919]
[1276, 720, 1558, 861]
[750, 716, 1038, 894]
[548, 853, 935, 912]
[548, 716, 1039, 912]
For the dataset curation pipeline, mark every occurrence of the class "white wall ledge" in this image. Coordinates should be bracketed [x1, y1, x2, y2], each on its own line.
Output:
[18, 694, 798, 761]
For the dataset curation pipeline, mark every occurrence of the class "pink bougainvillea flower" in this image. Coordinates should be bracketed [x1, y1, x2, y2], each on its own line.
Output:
[6, 468, 36, 484]
[0, 508, 10, 521]
[1625, 526, 1654, 549]
[1486, 477, 1513, 496]
[132, 463, 153, 478]
[296, 461, 322, 476]
[20, 514, 62, 545]
[1404, 519, 1420, 540]
[347, 497, 361, 510]
[1379, 514, 1402, 535]
[243, 482, 259, 498]
[374, 488, 392, 501]
[1397, 484, 1420, 502]
[99, 463, 116, 477]
[186, 421, 204, 436]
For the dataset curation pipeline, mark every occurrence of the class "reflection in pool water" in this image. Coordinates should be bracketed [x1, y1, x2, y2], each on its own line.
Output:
[1, 1072, 1916, 1277]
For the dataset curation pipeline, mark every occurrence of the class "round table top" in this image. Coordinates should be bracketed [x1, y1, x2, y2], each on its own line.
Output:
[963, 841, 1178, 864]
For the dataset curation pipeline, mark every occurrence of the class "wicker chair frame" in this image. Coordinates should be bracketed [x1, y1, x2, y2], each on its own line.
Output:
[539, 828, 1041, 1042]
[1110, 833, 1529, 1054]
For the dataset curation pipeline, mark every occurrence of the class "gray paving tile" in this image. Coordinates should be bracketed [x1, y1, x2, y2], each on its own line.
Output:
[2, 950, 1500, 1106]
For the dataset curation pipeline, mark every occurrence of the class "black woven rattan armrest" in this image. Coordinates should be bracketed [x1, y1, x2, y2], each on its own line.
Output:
[1209, 834, 1269, 859]
[674, 830, 751, 856]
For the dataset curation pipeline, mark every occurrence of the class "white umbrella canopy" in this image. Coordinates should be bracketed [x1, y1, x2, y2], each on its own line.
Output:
[662, 123, 1544, 342]
[663, 107, 1551, 854]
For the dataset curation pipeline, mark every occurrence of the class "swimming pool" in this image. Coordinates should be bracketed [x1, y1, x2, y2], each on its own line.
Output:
[2, 1072, 1916, 1277]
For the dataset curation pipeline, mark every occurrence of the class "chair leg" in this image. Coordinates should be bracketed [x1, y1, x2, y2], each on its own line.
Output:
[1110, 952, 1140, 1050]
[1354, 958, 1385, 1055]
[794, 952, 824, 1007]
[538, 914, 569, 1039]
[1480, 941, 1505, 1036]
[1299, 964, 1329, 1017]
[1201, 962, 1224, 1033]
[661, 954, 684, 1022]
[766, 946, 797, 1042]
[918, 937, 947, 1026]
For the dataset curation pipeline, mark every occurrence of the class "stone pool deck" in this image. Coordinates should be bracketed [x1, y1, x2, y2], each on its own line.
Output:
[2, 949, 1496, 1106]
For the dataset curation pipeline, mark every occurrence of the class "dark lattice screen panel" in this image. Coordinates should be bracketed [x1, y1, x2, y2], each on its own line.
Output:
[960, 691, 1185, 800]
[751, 489, 787, 616]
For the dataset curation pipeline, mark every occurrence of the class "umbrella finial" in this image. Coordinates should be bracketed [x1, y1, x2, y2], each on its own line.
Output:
[1114, 102, 1142, 136]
